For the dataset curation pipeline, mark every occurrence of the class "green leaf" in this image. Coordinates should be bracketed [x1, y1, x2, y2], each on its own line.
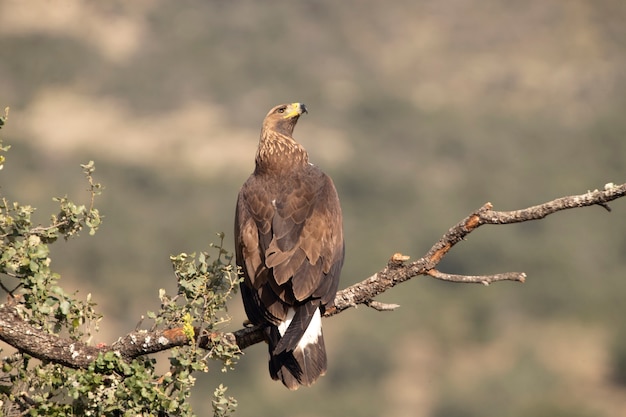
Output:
[59, 300, 70, 315]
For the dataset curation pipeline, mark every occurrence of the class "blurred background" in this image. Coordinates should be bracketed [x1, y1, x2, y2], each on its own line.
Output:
[1, 0, 626, 416]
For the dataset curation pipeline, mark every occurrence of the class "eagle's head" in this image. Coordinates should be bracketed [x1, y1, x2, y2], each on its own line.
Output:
[262, 102, 308, 137]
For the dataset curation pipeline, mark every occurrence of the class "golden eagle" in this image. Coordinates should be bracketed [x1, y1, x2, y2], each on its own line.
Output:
[235, 103, 344, 389]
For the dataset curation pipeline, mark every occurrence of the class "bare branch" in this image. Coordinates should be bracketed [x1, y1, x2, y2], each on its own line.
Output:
[427, 269, 526, 285]
[228, 183, 626, 345]
[364, 300, 401, 311]
[1, 183, 624, 367]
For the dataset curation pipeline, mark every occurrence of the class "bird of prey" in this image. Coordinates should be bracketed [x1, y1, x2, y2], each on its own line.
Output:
[235, 102, 344, 390]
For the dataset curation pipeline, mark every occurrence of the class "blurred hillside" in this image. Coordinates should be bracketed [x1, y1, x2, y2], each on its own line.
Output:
[1, 0, 626, 416]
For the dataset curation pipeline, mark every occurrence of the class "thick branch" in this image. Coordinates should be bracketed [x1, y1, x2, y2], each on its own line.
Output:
[0, 305, 104, 368]
[1, 183, 624, 364]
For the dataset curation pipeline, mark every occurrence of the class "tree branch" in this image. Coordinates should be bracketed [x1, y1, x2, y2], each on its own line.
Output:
[0, 305, 104, 368]
[1, 183, 624, 365]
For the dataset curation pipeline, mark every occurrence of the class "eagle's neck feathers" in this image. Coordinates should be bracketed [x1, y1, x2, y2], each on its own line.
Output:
[255, 129, 309, 174]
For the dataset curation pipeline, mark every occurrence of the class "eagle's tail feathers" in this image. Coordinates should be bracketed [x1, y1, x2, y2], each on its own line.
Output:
[268, 306, 327, 390]
[273, 302, 318, 354]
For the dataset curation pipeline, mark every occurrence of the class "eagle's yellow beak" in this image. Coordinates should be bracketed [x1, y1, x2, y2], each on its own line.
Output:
[284, 102, 308, 119]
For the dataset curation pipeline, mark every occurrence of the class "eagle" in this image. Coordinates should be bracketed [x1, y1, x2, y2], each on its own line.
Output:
[235, 102, 344, 390]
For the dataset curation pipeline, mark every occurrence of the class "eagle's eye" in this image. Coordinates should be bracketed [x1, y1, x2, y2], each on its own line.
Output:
[277, 107, 286, 114]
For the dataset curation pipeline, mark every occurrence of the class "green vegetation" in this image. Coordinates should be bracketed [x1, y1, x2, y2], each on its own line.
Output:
[0, 134, 239, 415]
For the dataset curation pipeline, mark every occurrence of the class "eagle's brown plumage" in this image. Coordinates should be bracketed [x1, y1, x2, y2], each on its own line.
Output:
[235, 103, 344, 390]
